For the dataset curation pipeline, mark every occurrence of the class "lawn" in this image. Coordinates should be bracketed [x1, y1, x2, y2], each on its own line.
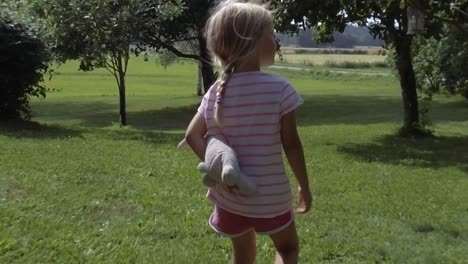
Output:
[1, 57, 467, 263]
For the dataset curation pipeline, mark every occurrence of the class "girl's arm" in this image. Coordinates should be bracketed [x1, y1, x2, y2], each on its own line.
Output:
[185, 112, 208, 161]
[281, 110, 312, 213]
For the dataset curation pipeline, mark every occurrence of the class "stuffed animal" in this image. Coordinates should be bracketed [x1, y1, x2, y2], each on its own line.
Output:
[178, 137, 257, 196]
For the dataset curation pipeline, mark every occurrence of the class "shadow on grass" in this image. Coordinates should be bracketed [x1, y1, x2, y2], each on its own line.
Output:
[97, 128, 184, 146]
[338, 134, 468, 173]
[0, 119, 184, 146]
[32, 95, 467, 130]
[32, 98, 199, 131]
[32, 101, 118, 120]
[297, 95, 468, 126]
[79, 104, 199, 130]
[22, 92, 468, 149]
[54, 71, 193, 80]
[0, 120, 83, 139]
[82, 95, 389, 129]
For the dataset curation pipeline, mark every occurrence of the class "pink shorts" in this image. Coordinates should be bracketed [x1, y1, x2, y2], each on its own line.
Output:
[209, 205, 294, 237]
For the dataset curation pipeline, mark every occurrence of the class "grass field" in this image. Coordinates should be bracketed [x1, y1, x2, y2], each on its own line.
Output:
[1, 57, 468, 263]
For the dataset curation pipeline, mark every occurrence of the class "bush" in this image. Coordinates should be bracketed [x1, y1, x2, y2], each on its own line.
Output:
[462, 88, 468, 100]
[0, 17, 49, 120]
[412, 26, 468, 101]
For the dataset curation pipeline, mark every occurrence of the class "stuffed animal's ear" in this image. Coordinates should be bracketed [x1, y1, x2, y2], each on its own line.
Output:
[197, 162, 209, 173]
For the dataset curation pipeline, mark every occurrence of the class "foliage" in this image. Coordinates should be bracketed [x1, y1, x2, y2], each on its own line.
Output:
[412, 28, 468, 101]
[0, 16, 49, 120]
[0, 0, 46, 34]
[139, 0, 213, 55]
[40, 0, 176, 70]
[438, 26, 468, 99]
[273, 0, 465, 43]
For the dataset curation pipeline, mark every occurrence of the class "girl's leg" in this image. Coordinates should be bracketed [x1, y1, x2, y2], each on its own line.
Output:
[269, 221, 299, 264]
[231, 229, 257, 264]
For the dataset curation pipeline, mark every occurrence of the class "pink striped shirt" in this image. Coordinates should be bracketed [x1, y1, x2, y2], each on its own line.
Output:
[198, 71, 303, 218]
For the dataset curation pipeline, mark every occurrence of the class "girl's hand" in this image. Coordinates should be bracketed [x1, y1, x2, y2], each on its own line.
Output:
[296, 186, 312, 214]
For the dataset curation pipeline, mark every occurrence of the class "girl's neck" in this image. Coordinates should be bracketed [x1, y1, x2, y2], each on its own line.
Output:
[233, 59, 260, 73]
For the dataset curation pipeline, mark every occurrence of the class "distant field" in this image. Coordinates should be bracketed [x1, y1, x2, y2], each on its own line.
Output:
[280, 46, 384, 55]
[276, 54, 387, 66]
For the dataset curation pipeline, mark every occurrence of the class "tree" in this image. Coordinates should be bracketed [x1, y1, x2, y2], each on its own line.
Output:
[0, 16, 49, 120]
[139, 0, 218, 94]
[273, 0, 467, 136]
[37, 0, 181, 126]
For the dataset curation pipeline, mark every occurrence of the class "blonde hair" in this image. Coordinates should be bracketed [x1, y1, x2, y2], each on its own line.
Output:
[205, 0, 272, 126]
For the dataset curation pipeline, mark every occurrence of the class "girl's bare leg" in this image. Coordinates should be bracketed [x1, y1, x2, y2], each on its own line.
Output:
[231, 229, 257, 264]
[269, 221, 299, 264]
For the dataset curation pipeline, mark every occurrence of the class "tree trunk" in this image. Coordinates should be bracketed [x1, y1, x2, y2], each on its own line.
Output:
[395, 35, 420, 135]
[198, 35, 216, 94]
[118, 72, 127, 126]
[197, 62, 203, 96]
[116, 54, 127, 126]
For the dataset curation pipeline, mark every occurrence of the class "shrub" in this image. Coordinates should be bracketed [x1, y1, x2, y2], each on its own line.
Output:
[0, 17, 49, 120]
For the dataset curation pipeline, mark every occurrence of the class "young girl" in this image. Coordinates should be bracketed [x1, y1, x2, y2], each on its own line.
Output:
[184, 1, 312, 263]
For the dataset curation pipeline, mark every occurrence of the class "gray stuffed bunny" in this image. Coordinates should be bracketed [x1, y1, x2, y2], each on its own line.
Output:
[179, 136, 257, 196]
[198, 136, 257, 195]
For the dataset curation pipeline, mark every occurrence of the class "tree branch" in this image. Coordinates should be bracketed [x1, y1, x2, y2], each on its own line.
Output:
[146, 35, 211, 64]
[103, 64, 117, 78]
[104, 60, 118, 73]
[161, 42, 204, 61]
[104, 61, 120, 88]
[109, 54, 121, 88]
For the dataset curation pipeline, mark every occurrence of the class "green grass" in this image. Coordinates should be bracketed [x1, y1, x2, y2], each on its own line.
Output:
[1, 58, 468, 263]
